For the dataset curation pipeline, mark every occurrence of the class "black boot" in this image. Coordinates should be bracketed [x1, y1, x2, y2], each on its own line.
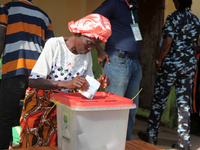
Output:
[171, 143, 190, 150]
[137, 132, 157, 145]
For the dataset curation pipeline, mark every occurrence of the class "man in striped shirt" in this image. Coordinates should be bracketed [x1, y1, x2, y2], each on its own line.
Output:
[0, 0, 54, 149]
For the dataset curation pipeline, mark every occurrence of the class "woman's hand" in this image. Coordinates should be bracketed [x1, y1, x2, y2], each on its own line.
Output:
[97, 73, 110, 89]
[67, 76, 89, 91]
[157, 37, 172, 68]
[156, 60, 162, 68]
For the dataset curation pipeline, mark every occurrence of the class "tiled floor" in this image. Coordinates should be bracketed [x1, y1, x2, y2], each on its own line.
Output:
[132, 119, 200, 150]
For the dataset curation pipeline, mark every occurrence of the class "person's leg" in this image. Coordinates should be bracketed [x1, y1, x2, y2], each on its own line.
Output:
[146, 67, 175, 143]
[104, 55, 134, 139]
[103, 55, 130, 96]
[0, 75, 28, 149]
[9, 134, 13, 149]
[175, 68, 195, 148]
[124, 59, 142, 140]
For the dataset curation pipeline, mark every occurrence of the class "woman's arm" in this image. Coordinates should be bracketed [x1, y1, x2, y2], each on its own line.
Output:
[29, 76, 90, 91]
[156, 37, 173, 68]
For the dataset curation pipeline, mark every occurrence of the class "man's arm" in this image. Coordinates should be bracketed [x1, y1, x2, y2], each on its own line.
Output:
[93, 0, 116, 69]
[96, 45, 110, 69]
[0, 26, 6, 56]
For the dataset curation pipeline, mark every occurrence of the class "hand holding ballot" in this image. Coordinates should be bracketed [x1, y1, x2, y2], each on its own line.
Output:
[67, 74, 110, 92]
[67, 76, 90, 91]
[79, 74, 110, 99]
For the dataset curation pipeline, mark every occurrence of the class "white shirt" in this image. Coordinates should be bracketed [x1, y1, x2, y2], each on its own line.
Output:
[30, 37, 94, 91]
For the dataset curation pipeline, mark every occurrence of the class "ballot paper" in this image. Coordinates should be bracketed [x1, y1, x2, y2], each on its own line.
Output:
[78, 75, 100, 99]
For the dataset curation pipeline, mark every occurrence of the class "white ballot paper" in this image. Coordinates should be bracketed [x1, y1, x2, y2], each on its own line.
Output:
[78, 75, 100, 99]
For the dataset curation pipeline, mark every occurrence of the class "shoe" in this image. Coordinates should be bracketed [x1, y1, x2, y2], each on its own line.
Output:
[137, 132, 157, 145]
[171, 143, 190, 150]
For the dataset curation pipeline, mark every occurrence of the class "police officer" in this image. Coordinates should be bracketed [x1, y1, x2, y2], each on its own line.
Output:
[138, 0, 200, 149]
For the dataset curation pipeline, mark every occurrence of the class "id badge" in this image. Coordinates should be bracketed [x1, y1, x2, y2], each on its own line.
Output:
[130, 23, 143, 41]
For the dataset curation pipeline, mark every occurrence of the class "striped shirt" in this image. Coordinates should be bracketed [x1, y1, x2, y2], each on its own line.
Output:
[0, 0, 54, 79]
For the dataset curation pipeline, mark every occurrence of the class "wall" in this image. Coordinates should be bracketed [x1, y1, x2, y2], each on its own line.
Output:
[0, 0, 104, 37]
[31, 0, 105, 37]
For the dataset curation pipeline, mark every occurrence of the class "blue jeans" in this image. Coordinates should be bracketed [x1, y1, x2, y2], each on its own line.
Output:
[103, 55, 142, 140]
[0, 75, 28, 149]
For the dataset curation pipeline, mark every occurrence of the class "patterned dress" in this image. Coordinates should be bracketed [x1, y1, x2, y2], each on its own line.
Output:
[20, 37, 94, 147]
[146, 8, 200, 148]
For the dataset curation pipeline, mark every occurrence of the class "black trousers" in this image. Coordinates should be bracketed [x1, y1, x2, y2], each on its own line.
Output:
[0, 75, 28, 149]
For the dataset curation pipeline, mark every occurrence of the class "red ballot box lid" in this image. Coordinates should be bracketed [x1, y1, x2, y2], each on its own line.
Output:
[51, 91, 136, 110]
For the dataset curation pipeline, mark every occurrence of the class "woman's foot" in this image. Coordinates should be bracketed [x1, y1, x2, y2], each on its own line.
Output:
[9, 146, 13, 149]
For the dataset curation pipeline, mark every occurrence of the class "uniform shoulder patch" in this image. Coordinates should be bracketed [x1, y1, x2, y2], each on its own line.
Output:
[164, 20, 170, 27]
